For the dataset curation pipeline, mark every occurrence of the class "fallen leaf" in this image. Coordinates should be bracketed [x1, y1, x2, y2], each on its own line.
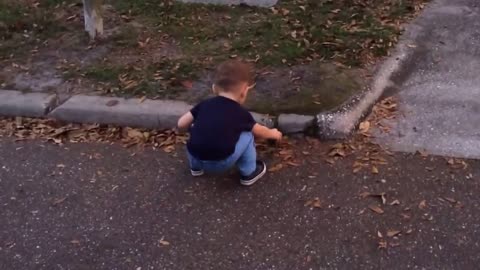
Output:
[377, 231, 383, 238]
[329, 148, 346, 157]
[105, 100, 119, 107]
[378, 239, 388, 249]
[387, 230, 401, 237]
[359, 191, 371, 198]
[416, 149, 428, 157]
[390, 199, 400, 206]
[57, 164, 66, 168]
[372, 166, 379, 174]
[287, 161, 300, 167]
[324, 158, 335, 165]
[304, 197, 322, 208]
[369, 205, 384, 214]
[418, 200, 427, 210]
[353, 166, 363, 174]
[159, 240, 170, 246]
[180, 80, 193, 89]
[70, 240, 80, 245]
[139, 96, 147, 103]
[359, 121, 370, 133]
[268, 163, 283, 172]
[126, 128, 144, 140]
[444, 197, 456, 204]
[360, 192, 386, 205]
[163, 145, 175, 153]
[52, 197, 67, 206]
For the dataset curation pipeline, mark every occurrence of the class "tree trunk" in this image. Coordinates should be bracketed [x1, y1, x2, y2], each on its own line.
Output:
[83, 0, 103, 39]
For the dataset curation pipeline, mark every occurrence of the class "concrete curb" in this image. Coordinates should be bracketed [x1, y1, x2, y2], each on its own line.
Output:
[0, 91, 279, 131]
[49, 95, 192, 130]
[0, 90, 57, 117]
[315, 41, 415, 139]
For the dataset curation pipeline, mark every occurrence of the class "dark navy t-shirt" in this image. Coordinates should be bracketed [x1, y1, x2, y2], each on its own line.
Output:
[187, 96, 256, 161]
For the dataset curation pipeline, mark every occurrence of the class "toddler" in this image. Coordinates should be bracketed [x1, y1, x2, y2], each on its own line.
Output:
[177, 60, 282, 186]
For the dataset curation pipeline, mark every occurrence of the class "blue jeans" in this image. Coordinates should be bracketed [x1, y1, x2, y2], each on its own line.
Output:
[187, 132, 257, 176]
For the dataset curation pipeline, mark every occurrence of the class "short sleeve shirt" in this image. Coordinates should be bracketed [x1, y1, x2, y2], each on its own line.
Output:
[187, 96, 256, 161]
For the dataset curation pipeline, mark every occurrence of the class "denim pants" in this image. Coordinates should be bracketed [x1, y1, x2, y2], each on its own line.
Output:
[187, 132, 257, 176]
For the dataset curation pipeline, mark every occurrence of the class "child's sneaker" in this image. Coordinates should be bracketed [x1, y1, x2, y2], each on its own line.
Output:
[240, 160, 266, 186]
[190, 169, 204, 177]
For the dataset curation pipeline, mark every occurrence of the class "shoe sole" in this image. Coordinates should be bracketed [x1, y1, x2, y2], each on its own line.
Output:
[191, 170, 204, 177]
[240, 164, 267, 186]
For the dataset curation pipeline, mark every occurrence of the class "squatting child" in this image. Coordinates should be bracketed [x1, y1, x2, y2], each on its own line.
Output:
[177, 60, 282, 186]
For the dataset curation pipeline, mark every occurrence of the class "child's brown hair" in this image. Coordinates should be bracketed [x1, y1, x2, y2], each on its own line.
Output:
[213, 60, 254, 93]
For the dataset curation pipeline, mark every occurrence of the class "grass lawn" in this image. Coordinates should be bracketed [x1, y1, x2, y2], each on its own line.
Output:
[0, 0, 428, 114]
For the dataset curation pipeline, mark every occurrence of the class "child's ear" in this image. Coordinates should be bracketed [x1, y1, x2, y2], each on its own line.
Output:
[212, 84, 217, 94]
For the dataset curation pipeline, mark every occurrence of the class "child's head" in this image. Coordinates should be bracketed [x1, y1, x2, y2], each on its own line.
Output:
[213, 60, 255, 104]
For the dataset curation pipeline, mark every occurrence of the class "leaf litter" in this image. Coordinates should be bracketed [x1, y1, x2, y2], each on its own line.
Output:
[0, 117, 188, 153]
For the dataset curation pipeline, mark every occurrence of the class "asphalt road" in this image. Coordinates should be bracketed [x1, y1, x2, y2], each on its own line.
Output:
[1, 137, 480, 270]
[376, 0, 480, 159]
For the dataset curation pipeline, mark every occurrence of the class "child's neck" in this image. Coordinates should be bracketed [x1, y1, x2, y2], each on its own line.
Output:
[219, 92, 241, 103]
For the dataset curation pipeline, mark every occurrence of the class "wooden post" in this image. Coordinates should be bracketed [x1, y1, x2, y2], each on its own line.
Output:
[83, 0, 103, 39]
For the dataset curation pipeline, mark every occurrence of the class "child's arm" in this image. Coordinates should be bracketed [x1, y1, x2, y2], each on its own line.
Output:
[252, 123, 282, 140]
[177, 112, 194, 131]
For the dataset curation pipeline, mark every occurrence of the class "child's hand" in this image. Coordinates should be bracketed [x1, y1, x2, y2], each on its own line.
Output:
[270, 128, 283, 141]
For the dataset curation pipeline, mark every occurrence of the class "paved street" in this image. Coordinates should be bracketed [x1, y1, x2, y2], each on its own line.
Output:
[1, 137, 480, 269]
[376, 0, 480, 158]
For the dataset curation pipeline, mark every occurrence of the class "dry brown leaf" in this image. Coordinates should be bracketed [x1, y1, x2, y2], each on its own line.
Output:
[369, 205, 384, 214]
[359, 121, 370, 133]
[324, 158, 335, 165]
[416, 149, 428, 157]
[287, 161, 300, 167]
[163, 145, 175, 153]
[378, 239, 388, 249]
[418, 200, 427, 210]
[387, 230, 401, 237]
[181, 80, 193, 89]
[126, 128, 144, 140]
[329, 148, 346, 157]
[359, 191, 371, 198]
[268, 163, 284, 172]
[353, 166, 363, 174]
[372, 166, 379, 174]
[52, 197, 67, 206]
[304, 197, 322, 208]
[390, 199, 400, 206]
[159, 239, 170, 246]
[360, 192, 386, 205]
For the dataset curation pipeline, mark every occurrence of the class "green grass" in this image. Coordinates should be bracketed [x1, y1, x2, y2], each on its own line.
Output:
[110, 0, 416, 68]
[0, 2, 26, 40]
[84, 66, 123, 82]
